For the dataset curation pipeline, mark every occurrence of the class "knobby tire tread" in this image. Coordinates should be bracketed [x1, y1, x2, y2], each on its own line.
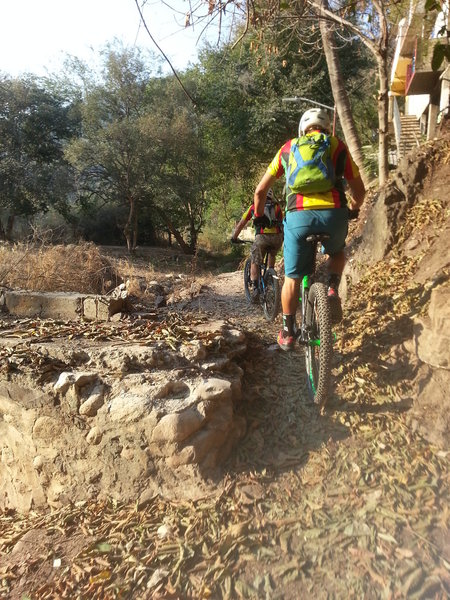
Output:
[262, 268, 280, 322]
[305, 282, 333, 407]
[243, 258, 252, 303]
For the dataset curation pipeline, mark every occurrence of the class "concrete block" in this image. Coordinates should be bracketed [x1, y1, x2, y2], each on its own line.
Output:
[83, 297, 110, 321]
[4, 290, 83, 320]
[2, 289, 126, 322]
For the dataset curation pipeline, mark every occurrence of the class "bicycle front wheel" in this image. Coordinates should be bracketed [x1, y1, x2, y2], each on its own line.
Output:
[243, 258, 252, 303]
[262, 268, 280, 321]
[305, 282, 333, 407]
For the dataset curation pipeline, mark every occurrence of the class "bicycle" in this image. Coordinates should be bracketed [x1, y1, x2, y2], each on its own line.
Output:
[296, 208, 360, 408]
[232, 238, 280, 322]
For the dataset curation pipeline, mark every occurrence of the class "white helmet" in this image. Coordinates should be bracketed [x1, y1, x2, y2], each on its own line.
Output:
[299, 108, 331, 136]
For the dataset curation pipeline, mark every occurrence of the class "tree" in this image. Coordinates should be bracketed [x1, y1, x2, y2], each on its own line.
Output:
[425, 0, 450, 70]
[319, 1, 371, 187]
[142, 75, 213, 254]
[249, 0, 392, 184]
[0, 75, 79, 238]
[307, 0, 392, 185]
[65, 44, 160, 252]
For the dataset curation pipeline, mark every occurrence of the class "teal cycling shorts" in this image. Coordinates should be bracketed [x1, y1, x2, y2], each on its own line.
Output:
[283, 208, 349, 278]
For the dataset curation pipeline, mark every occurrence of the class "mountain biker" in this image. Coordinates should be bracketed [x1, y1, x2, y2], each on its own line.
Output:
[253, 107, 366, 350]
[231, 189, 284, 302]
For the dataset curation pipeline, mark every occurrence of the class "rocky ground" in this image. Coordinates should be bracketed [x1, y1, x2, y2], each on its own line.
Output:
[0, 138, 449, 598]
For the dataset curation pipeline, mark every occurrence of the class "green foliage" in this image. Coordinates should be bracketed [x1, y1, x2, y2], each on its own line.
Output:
[432, 41, 450, 71]
[361, 144, 379, 180]
[424, 0, 449, 70]
[0, 75, 79, 232]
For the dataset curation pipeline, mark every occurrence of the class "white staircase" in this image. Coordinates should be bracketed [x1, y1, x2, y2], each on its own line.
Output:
[399, 115, 423, 157]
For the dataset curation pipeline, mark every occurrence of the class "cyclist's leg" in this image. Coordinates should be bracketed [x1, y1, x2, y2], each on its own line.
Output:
[281, 277, 301, 314]
[315, 208, 348, 279]
[250, 239, 264, 282]
[317, 208, 348, 321]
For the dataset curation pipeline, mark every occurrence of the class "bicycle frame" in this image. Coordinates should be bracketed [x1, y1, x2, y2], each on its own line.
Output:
[238, 239, 271, 295]
[235, 237, 280, 321]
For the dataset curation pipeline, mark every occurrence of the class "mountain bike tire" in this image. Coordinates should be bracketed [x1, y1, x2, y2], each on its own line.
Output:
[243, 258, 252, 303]
[305, 282, 333, 407]
[262, 268, 280, 321]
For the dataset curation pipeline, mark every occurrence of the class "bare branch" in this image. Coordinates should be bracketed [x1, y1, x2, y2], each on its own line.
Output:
[231, 0, 250, 49]
[306, 0, 381, 56]
[133, 0, 196, 106]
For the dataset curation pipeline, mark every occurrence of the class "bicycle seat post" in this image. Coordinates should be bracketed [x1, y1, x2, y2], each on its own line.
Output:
[305, 233, 330, 282]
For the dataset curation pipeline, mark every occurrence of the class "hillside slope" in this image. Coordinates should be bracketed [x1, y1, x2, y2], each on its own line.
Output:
[340, 128, 450, 447]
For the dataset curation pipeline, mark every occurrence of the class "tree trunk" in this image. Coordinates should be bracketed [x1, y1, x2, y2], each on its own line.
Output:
[124, 196, 136, 254]
[319, 2, 369, 187]
[188, 206, 198, 254]
[376, 50, 390, 186]
[132, 207, 138, 250]
[6, 215, 15, 241]
[158, 212, 195, 255]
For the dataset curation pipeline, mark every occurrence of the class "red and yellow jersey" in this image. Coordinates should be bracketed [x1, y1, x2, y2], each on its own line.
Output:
[242, 201, 283, 235]
[267, 131, 360, 211]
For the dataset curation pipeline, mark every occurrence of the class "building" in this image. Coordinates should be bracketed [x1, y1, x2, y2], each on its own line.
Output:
[389, 0, 449, 159]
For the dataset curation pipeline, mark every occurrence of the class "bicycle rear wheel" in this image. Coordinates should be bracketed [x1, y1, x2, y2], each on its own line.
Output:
[262, 268, 280, 321]
[243, 258, 252, 303]
[305, 282, 333, 407]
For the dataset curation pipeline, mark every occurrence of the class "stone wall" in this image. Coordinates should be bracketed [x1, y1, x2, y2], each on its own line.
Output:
[0, 320, 248, 513]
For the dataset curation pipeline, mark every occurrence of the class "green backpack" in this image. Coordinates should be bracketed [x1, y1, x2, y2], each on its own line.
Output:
[285, 133, 335, 194]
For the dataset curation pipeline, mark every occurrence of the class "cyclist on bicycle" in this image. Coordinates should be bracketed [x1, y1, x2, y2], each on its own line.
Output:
[231, 189, 284, 302]
[253, 107, 366, 350]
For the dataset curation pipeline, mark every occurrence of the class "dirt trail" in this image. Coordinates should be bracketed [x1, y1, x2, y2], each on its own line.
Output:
[195, 270, 449, 599]
[1, 264, 448, 599]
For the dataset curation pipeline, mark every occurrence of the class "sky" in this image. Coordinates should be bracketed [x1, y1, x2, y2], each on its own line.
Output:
[0, 0, 233, 77]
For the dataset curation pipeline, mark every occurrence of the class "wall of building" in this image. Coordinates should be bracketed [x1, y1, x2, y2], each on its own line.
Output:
[406, 94, 430, 118]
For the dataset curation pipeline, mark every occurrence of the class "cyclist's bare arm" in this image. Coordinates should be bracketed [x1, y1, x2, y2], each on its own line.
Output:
[254, 171, 277, 216]
[347, 175, 365, 209]
[231, 218, 247, 241]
